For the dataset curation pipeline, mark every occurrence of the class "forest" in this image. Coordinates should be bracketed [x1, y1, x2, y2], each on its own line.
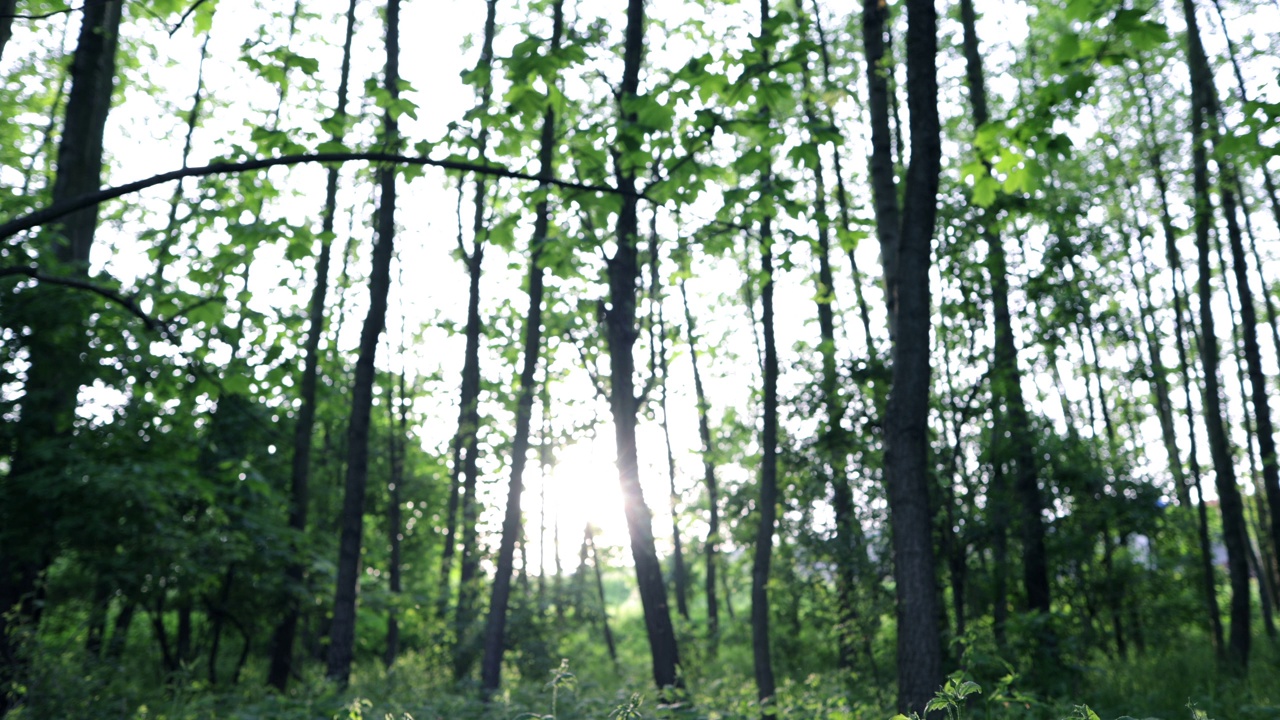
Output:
[2, 0, 1280, 717]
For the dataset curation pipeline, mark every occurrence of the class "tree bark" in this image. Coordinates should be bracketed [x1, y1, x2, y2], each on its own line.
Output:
[958, 0, 1052, 628]
[752, 3, 779, 716]
[678, 266, 721, 650]
[451, 0, 499, 681]
[586, 525, 620, 668]
[807, 0, 877, 355]
[0, 2, 123, 710]
[1183, 0, 1251, 669]
[1132, 64, 1224, 652]
[385, 371, 407, 667]
[798, 12, 862, 669]
[601, 0, 681, 693]
[872, 0, 945, 710]
[267, 0, 358, 690]
[649, 216, 689, 622]
[0, 0, 14, 64]
[478, 0, 562, 692]
[325, 0, 399, 685]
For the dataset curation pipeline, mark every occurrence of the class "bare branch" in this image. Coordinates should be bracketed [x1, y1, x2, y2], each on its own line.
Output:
[1, 151, 638, 241]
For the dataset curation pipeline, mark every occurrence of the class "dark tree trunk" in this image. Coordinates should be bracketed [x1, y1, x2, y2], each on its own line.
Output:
[601, 0, 681, 693]
[0, 3, 123, 709]
[0, 0, 15, 64]
[752, 226, 779, 720]
[1183, 0, 1251, 669]
[1126, 205, 1189, 506]
[650, 217, 689, 622]
[87, 577, 111, 658]
[1217, 152, 1280, 616]
[267, 0, 358, 691]
[958, 0, 1051, 630]
[325, 0, 399, 685]
[105, 601, 136, 662]
[451, 1, 499, 681]
[798, 15, 862, 669]
[862, 0, 902, 343]
[1133, 64, 1224, 652]
[586, 525, 620, 668]
[478, 0, 561, 692]
[385, 372, 407, 668]
[807, 0, 877, 356]
[678, 267, 720, 651]
[872, 0, 946, 710]
[752, 3, 779, 716]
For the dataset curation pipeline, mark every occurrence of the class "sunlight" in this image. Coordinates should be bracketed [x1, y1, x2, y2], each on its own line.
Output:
[529, 434, 632, 577]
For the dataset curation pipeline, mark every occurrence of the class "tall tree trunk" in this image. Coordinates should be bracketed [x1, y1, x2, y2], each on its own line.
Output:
[586, 525, 620, 668]
[1124, 194, 1189, 506]
[958, 0, 1052, 632]
[807, 0, 877, 354]
[1133, 64, 1224, 652]
[1183, 0, 1251, 669]
[267, 0, 358, 690]
[601, 0, 681, 693]
[1214, 138, 1280, 617]
[649, 218, 689, 622]
[798, 12, 862, 669]
[385, 371, 407, 667]
[752, 3, 779, 716]
[0, 2, 123, 710]
[752, 238, 780, 717]
[678, 261, 721, 650]
[325, 0, 399, 685]
[862, 0, 902, 344]
[451, 0, 499, 680]
[869, 0, 945, 709]
[479, 0, 562, 692]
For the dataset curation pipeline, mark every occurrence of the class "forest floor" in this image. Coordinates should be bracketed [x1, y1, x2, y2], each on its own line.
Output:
[12, 613, 1280, 720]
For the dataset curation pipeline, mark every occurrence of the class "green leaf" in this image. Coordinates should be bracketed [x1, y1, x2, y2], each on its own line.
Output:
[974, 176, 999, 207]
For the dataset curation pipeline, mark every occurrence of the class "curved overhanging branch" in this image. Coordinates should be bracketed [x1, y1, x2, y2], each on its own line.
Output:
[0, 151, 638, 241]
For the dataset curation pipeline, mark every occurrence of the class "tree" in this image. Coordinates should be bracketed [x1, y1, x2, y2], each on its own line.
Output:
[266, 0, 358, 690]
[326, 0, 401, 685]
[1, 1, 123, 709]
[479, 0, 564, 695]
[865, 0, 945, 709]
[600, 0, 681, 692]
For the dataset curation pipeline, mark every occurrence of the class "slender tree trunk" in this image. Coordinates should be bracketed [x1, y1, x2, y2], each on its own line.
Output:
[1183, 0, 1251, 669]
[958, 0, 1051, 633]
[862, 0, 902, 343]
[602, 0, 681, 693]
[385, 371, 407, 668]
[451, 1, 500, 680]
[751, 3, 779, 716]
[1132, 64, 1225, 652]
[679, 262, 721, 650]
[870, 0, 945, 709]
[808, 0, 877, 354]
[478, 1, 562, 691]
[586, 525, 620, 668]
[648, 220, 690, 622]
[1215, 147, 1280, 615]
[325, 0, 400, 685]
[798, 16, 862, 669]
[752, 231, 780, 720]
[267, 0, 357, 690]
[0, 3, 123, 709]
[105, 600, 136, 662]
